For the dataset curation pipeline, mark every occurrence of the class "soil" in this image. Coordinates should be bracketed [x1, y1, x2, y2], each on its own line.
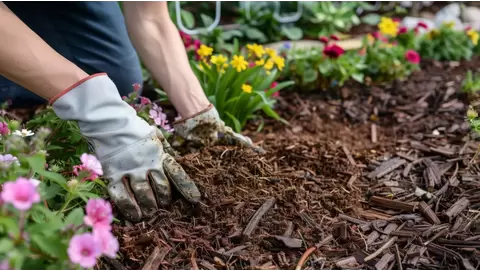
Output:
[103, 56, 480, 270]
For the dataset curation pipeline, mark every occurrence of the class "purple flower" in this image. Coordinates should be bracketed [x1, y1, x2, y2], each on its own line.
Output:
[84, 198, 113, 230]
[68, 233, 101, 268]
[0, 154, 19, 169]
[0, 260, 9, 270]
[149, 104, 173, 132]
[1, 177, 41, 211]
[0, 122, 9, 136]
[93, 228, 119, 258]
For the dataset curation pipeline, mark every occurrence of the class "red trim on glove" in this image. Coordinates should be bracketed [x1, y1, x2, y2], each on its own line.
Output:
[172, 104, 214, 124]
[49, 73, 107, 105]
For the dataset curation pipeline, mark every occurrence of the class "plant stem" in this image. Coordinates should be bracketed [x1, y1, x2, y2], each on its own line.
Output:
[57, 193, 74, 215]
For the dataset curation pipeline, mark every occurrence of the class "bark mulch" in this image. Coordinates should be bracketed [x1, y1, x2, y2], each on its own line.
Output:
[102, 56, 480, 270]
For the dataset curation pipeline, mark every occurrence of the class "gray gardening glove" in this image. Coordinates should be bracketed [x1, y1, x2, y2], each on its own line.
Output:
[51, 73, 200, 222]
[172, 104, 265, 153]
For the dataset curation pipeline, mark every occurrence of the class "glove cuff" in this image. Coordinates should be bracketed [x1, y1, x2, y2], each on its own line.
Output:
[49, 73, 107, 105]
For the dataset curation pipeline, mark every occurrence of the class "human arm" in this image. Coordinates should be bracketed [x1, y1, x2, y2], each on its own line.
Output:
[0, 3, 200, 222]
[123, 2, 261, 152]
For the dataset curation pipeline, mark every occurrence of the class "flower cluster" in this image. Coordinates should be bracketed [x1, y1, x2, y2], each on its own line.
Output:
[68, 198, 118, 268]
[319, 35, 345, 59]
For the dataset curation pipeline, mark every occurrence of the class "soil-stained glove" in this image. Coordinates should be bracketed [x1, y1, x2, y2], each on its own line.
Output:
[51, 73, 200, 222]
[172, 104, 265, 153]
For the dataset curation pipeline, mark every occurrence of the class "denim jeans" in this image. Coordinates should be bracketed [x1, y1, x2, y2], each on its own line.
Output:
[1, 1, 143, 107]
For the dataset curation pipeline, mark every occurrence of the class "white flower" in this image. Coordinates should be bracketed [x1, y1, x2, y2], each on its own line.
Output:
[13, 129, 34, 137]
[30, 178, 41, 187]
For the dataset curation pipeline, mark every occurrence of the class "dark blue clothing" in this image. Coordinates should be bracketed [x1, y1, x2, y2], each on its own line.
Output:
[1, 2, 143, 107]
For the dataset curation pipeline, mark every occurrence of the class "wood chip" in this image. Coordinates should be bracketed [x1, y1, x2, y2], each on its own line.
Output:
[375, 253, 394, 270]
[370, 196, 417, 212]
[342, 144, 356, 166]
[419, 201, 441, 225]
[368, 158, 407, 179]
[142, 247, 170, 270]
[364, 237, 398, 261]
[243, 197, 276, 239]
[444, 197, 470, 221]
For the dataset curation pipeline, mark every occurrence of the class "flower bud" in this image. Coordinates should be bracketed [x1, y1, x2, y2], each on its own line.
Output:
[467, 108, 478, 119]
[67, 178, 79, 188]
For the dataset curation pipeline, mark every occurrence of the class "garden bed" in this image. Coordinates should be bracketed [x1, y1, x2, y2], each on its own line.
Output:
[104, 57, 480, 270]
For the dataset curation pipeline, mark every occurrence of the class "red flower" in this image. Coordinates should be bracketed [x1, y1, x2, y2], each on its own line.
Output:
[179, 31, 192, 47]
[405, 50, 420, 64]
[465, 26, 472, 31]
[416, 22, 428, 29]
[330, 34, 340, 41]
[398, 26, 408, 35]
[319, 36, 329, 44]
[265, 82, 279, 97]
[248, 62, 256, 68]
[392, 17, 401, 23]
[372, 31, 382, 39]
[323, 44, 345, 59]
[270, 82, 278, 89]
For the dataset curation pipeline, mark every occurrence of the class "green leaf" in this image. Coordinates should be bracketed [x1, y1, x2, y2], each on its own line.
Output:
[0, 217, 18, 235]
[222, 29, 243, 40]
[225, 112, 242, 132]
[25, 154, 46, 172]
[0, 239, 14, 254]
[201, 14, 214, 27]
[31, 234, 67, 259]
[352, 73, 365, 83]
[361, 13, 381, 25]
[303, 69, 319, 84]
[41, 183, 64, 201]
[281, 26, 303, 40]
[64, 207, 85, 227]
[181, 10, 195, 28]
[245, 27, 267, 42]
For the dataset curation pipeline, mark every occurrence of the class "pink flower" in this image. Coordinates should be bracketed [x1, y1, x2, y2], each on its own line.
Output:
[265, 82, 280, 97]
[0, 122, 9, 136]
[132, 83, 142, 92]
[140, 96, 151, 106]
[405, 50, 421, 64]
[180, 31, 193, 48]
[1, 177, 41, 210]
[398, 26, 408, 35]
[0, 260, 9, 270]
[330, 34, 340, 41]
[417, 22, 428, 29]
[73, 153, 103, 181]
[248, 62, 256, 68]
[319, 36, 329, 44]
[323, 44, 345, 59]
[93, 228, 119, 258]
[149, 104, 173, 132]
[84, 198, 113, 230]
[392, 17, 401, 23]
[68, 233, 102, 269]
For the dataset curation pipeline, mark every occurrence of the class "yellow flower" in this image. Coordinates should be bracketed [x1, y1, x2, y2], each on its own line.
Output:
[442, 21, 455, 29]
[468, 29, 479, 46]
[272, 55, 285, 71]
[196, 44, 213, 59]
[264, 59, 274, 71]
[265, 48, 277, 58]
[367, 33, 375, 44]
[242, 84, 252, 94]
[210, 54, 228, 66]
[378, 17, 399, 37]
[255, 58, 265, 66]
[246, 44, 265, 58]
[230, 55, 248, 72]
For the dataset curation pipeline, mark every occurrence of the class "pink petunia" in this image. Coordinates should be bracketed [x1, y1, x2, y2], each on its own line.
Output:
[398, 26, 408, 35]
[149, 104, 173, 132]
[417, 22, 428, 29]
[68, 233, 102, 269]
[319, 36, 329, 44]
[1, 177, 41, 211]
[84, 198, 113, 230]
[323, 44, 345, 59]
[73, 153, 103, 181]
[140, 96, 151, 106]
[330, 34, 340, 41]
[93, 228, 119, 259]
[0, 122, 9, 136]
[405, 50, 421, 64]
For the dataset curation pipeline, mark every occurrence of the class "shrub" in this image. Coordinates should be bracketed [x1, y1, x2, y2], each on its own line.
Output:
[190, 40, 294, 132]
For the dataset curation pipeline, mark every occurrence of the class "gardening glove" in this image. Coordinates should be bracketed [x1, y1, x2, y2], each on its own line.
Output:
[172, 104, 265, 153]
[50, 73, 201, 222]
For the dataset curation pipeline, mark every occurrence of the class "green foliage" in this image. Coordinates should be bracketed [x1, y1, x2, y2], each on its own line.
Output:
[282, 47, 365, 90]
[362, 38, 420, 83]
[462, 70, 480, 94]
[418, 23, 474, 61]
[190, 41, 293, 132]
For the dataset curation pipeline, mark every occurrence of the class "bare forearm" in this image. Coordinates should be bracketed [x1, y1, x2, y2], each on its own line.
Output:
[0, 3, 87, 100]
[123, 2, 209, 118]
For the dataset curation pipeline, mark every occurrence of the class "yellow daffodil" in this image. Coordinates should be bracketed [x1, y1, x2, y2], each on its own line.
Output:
[242, 84, 252, 93]
[246, 43, 265, 58]
[230, 55, 248, 72]
[378, 17, 399, 37]
[467, 29, 479, 46]
[264, 59, 274, 71]
[255, 58, 265, 66]
[272, 55, 285, 71]
[196, 44, 213, 59]
[442, 21, 455, 29]
[265, 48, 277, 58]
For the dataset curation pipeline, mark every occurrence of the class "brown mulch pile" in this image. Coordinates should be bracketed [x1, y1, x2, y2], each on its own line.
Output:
[103, 57, 480, 270]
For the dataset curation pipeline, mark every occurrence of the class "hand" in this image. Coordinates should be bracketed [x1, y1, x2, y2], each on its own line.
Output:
[52, 74, 200, 222]
[172, 104, 265, 153]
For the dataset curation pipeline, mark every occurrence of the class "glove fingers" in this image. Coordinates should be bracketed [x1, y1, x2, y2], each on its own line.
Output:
[162, 154, 201, 204]
[107, 178, 143, 222]
[222, 131, 266, 154]
[128, 173, 158, 217]
[148, 170, 172, 207]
